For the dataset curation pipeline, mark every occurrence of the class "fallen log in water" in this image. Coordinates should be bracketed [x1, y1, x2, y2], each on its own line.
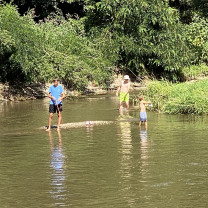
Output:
[40, 116, 141, 130]
[41, 120, 114, 130]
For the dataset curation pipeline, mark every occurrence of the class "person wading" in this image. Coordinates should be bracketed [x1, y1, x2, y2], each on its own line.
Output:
[46, 78, 66, 131]
[116, 75, 130, 113]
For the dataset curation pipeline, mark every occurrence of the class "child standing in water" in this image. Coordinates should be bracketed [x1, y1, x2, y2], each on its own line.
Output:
[139, 96, 151, 129]
[116, 75, 130, 112]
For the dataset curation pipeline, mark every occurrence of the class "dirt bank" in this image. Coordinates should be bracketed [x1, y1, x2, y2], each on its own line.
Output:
[0, 74, 145, 102]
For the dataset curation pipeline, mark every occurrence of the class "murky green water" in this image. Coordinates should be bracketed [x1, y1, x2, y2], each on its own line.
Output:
[0, 94, 208, 208]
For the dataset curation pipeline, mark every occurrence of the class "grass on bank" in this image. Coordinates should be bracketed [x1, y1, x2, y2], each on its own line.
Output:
[182, 64, 208, 80]
[141, 79, 208, 114]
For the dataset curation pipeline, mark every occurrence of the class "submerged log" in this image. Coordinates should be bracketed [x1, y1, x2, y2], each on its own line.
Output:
[41, 120, 114, 130]
[41, 117, 140, 130]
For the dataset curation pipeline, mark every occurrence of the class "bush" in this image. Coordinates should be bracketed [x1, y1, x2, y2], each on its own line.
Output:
[0, 4, 113, 90]
[144, 80, 208, 114]
[181, 64, 208, 80]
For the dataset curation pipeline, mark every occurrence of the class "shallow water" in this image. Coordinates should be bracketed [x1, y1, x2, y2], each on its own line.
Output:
[0, 94, 208, 208]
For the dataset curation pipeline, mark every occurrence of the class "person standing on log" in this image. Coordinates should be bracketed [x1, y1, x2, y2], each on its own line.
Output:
[46, 78, 66, 131]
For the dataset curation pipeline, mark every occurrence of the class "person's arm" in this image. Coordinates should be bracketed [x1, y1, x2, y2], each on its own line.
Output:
[58, 92, 66, 101]
[48, 92, 55, 101]
[116, 84, 121, 96]
[143, 100, 151, 105]
[58, 86, 66, 101]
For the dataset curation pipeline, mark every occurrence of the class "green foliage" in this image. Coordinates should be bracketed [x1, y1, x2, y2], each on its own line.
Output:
[0, 4, 113, 90]
[0, 29, 17, 82]
[182, 64, 208, 79]
[144, 80, 208, 114]
[169, 0, 208, 21]
[3, 0, 84, 19]
[2, 0, 208, 89]
[183, 15, 208, 64]
[85, 0, 192, 76]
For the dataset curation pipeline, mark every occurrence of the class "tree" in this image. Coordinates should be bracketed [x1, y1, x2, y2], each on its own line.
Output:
[85, 0, 192, 80]
[2, 0, 84, 21]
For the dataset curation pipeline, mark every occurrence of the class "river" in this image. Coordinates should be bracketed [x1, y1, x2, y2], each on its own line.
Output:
[0, 94, 208, 208]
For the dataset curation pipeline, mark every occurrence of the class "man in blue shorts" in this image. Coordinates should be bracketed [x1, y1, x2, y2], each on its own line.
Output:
[46, 78, 66, 131]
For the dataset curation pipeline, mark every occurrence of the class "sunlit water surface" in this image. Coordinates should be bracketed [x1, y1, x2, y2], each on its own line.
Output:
[0, 94, 208, 208]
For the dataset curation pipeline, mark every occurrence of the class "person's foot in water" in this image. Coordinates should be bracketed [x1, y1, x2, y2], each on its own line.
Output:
[46, 127, 51, 131]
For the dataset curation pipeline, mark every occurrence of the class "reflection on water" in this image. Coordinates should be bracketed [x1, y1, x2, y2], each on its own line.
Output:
[119, 121, 132, 157]
[85, 122, 94, 138]
[1, 96, 208, 207]
[117, 116, 135, 207]
[140, 128, 149, 178]
[140, 128, 147, 141]
[48, 131, 66, 206]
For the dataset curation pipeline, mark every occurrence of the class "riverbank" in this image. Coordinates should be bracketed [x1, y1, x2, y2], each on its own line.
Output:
[142, 79, 208, 114]
[0, 83, 47, 102]
[0, 74, 145, 102]
[1, 74, 208, 104]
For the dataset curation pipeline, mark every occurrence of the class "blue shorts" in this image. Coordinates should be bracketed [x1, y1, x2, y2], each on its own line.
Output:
[140, 112, 147, 122]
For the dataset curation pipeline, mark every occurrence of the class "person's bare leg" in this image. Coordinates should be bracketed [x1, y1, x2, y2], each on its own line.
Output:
[57, 111, 62, 131]
[119, 101, 123, 111]
[125, 101, 129, 116]
[58, 130, 62, 146]
[46, 113, 53, 131]
[145, 121, 147, 130]
[125, 101, 129, 110]
[119, 108, 123, 116]
[119, 101, 123, 115]
[139, 121, 141, 127]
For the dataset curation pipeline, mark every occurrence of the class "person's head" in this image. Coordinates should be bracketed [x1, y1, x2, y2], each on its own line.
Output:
[53, 78, 59, 87]
[123, 75, 130, 83]
[139, 96, 143, 101]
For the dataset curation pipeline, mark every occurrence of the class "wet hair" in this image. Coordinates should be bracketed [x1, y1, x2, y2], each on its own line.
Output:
[138, 96, 143, 101]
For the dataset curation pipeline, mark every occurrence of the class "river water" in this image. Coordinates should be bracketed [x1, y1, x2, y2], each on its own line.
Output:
[0, 94, 208, 208]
